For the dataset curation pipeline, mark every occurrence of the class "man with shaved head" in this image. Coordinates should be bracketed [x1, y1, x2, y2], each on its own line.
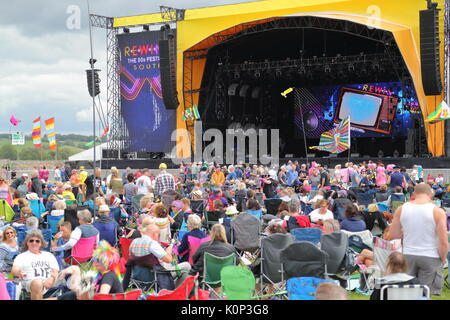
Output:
[389, 183, 448, 295]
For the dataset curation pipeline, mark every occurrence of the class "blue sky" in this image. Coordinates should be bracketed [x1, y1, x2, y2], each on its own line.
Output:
[0, 0, 256, 135]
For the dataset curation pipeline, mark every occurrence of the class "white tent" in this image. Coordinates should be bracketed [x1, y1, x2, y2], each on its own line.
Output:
[68, 142, 107, 161]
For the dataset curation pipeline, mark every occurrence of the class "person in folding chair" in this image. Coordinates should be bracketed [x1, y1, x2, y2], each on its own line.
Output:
[11, 230, 59, 300]
[52, 209, 99, 266]
[176, 214, 208, 263]
[370, 252, 419, 300]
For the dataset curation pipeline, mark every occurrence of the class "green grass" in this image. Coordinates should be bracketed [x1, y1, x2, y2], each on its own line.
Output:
[349, 269, 450, 300]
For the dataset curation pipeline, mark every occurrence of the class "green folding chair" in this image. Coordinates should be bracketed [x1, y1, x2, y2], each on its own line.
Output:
[202, 252, 236, 293]
[391, 201, 404, 212]
[221, 266, 255, 300]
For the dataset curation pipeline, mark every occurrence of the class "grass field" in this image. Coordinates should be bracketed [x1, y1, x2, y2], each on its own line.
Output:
[349, 269, 449, 300]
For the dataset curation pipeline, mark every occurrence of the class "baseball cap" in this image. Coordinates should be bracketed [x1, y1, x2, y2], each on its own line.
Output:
[159, 163, 167, 169]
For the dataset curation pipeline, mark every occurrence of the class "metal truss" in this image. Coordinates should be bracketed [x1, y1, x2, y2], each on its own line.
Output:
[160, 6, 186, 22]
[90, 14, 129, 156]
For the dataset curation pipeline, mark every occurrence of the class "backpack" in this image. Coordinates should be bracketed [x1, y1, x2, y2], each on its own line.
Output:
[340, 247, 358, 273]
[348, 235, 372, 253]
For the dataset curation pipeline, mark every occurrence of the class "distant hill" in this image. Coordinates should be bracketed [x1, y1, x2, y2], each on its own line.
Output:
[0, 134, 101, 160]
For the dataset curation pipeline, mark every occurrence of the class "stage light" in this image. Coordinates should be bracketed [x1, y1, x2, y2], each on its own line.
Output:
[123, 27, 130, 33]
[298, 67, 306, 75]
[143, 25, 150, 31]
[324, 65, 331, 73]
[254, 71, 260, 78]
[234, 72, 240, 79]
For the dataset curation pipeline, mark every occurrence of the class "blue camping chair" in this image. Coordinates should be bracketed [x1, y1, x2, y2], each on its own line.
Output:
[290, 228, 322, 245]
[376, 203, 390, 213]
[355, 193, 375, 208]
[29, 199, 46, 219]
[300, 201, 313, 215]
[47, 215, 64, 235]
[287, 277, 335, 300]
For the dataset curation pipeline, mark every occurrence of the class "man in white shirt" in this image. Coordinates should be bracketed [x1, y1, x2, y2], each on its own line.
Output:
[54, 166, 61, 182]
[135, 169, 153, 195]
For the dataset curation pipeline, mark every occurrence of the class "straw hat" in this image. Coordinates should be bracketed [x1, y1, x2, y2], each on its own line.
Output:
[368, 204, 379, 213]
[225, 206, 239, 216]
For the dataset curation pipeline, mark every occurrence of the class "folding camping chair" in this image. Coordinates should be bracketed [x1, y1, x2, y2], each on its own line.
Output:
[355, 193, 375, 208]
[202, 252, 237, 297]
[204, 211, 226, 231]
[119, 237, 133, 263]
[190, 200, 204, 218]
[29, 199, 47, 219]
[380, 284, 430, 300]
[173, 236, 211, 265]
[64, 207, 79, 229]
[130, 194, 144, 214]
[280, 241, 329, 280]
[341, 230, 374, 252]
[94, 289, 142, 300]
[263, 199, 282, 216]
[286, 277, 335, 300]
[146, 273, 200, 300]
[320, 232, 349, 277]
[221, 266, 255, 300]
[129, 265, 159, 293]
[290, 228, 322, 245]
[259, 233, 294, 297]
[65, 236, 97, 272]
[231, 212, 261, 260]
[47, 215, 64, 235]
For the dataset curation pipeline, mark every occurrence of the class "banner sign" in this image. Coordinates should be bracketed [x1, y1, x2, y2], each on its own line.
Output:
[12, 132, 25, 145]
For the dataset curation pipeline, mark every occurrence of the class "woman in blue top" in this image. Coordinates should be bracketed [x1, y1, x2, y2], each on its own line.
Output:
[176, 214, 207, 263]
[246, 198, 262, 219]
[340, 205, 366, 232]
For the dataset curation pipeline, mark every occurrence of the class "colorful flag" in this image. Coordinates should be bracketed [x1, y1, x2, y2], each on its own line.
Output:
[9, 115, 20, 126]
[425, 101, 450, 123]
[32, 117, 42, 149]
[44, 117, 57, 150]
[310, 117, 350, 154]
[84, 126, 109, 147]
[182, 105, 201, 121]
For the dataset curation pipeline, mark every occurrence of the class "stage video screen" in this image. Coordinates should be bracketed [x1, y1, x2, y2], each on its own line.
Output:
[117, 31, 176, 153]
[337, 91, 382, 127]
[294, 82, 420, 139]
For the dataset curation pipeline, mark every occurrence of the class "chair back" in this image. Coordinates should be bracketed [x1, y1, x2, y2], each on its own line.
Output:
[93, 220, 118, 247]
[203, 252, 236, 286]
[48, 215, 64, 235]
[221, 266, 255, 300]
[341, 230, 374, 250]
[287, 277, 335, 300]
[64, 208, 80, 229]
[119, 237, 133, 262]
[380, 284, 430, 300]
[131, 194, 144, 214]
[0, 200, 15, 222]
[391, 201, 405, 212]
[231, 213, 260, 252]
[131, 265, 156, 282]
[147, 274, 198, 300]
[72, 236, 97, 259]
[355, 193, 375, 208]
[94, 289, 142, 300]
[205, 211, 225, 228]
[373, 237, 402, 278]
[260, 233, 294, 284]
[320, 232, 348, 274]
[280, 241, 329, 279]
[291, 228, 322, 245]
[264, 199, 282, 216]
[190, 200, 204, 217]
[29, 199, 46, 219]
[187, 236, 210, 265]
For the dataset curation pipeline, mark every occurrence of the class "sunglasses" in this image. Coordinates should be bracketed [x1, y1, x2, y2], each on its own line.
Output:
[28, 239, 41, 244]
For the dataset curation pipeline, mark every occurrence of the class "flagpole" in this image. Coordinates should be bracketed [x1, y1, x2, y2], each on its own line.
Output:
[87, 0, 97, 207]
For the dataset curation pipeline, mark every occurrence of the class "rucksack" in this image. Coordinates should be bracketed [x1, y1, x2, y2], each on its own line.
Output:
[340, 247, 358, 273]
[348, 235, 372, 253]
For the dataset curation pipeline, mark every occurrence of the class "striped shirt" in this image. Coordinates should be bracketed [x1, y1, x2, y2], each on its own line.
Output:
[129, 235, 166, 259]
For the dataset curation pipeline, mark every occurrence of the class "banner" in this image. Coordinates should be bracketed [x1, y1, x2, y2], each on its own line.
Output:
[44, 117, 57, 150]
[32, 117, 42, 149]
[11, 132, 25, 145]
[425, 101, 450, 123]
[117, 31, 176, 152]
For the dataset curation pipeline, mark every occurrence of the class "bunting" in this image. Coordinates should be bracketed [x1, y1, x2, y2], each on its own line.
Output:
[310, 117, 350, 154]
[32, 117, 42, 149]
[45, 117, 57, 150]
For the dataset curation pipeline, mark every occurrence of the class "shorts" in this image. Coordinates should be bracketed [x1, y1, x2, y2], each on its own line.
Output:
[24, 278, 49, 294]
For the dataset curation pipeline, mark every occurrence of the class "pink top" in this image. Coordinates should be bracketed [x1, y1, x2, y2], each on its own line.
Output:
[376, 166, 387, 186]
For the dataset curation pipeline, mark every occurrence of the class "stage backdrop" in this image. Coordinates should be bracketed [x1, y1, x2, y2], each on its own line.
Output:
[294, 82, 421, 139]
[117, 31, 176, 153]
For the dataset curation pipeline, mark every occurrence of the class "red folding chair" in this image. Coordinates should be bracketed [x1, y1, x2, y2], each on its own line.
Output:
[146, 274, 200, 300]
[94, 289, 142, 300]
[119, 238, 133, 262]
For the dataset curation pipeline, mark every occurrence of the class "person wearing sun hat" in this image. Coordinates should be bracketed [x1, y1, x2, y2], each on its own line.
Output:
[62, 184, 75, 200]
